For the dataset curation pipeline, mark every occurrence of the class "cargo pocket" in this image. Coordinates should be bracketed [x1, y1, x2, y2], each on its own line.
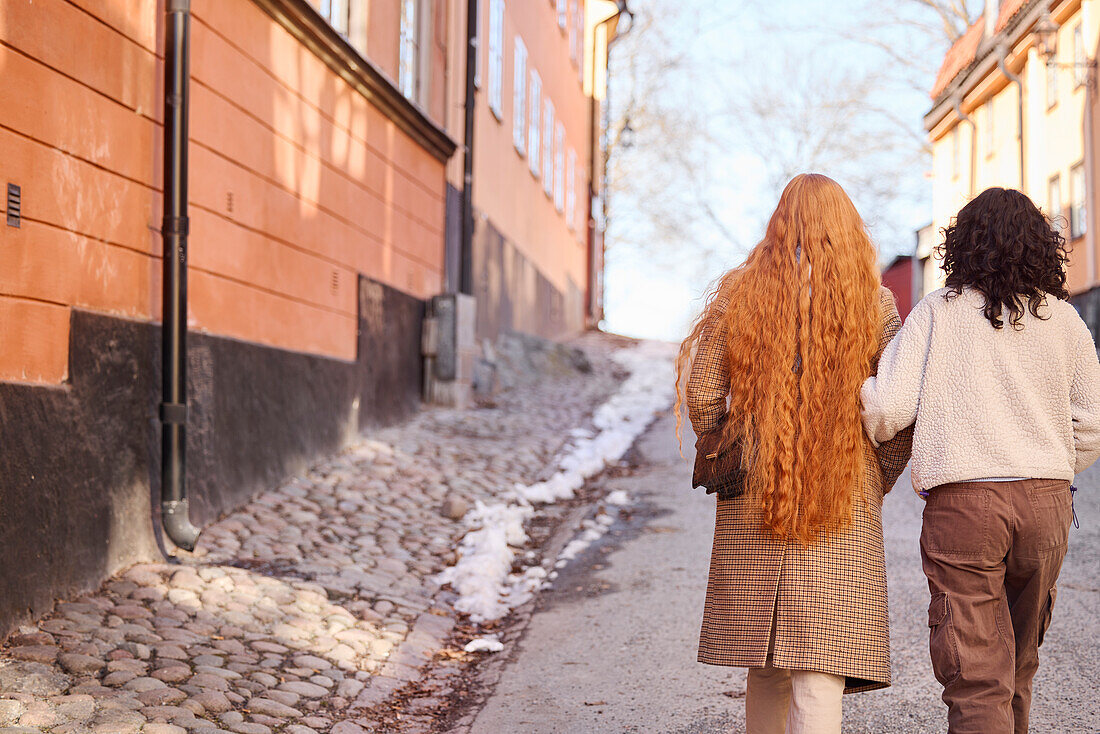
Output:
[1038, 586, 1057, 648]
[928, 591, 961, 685]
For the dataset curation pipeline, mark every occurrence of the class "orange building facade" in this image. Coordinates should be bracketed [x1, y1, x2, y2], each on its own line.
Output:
[442, 0, 624, 338]
[926, 0, 1100, 338]
[2, 0, 452, 383]
[0, 0, 624, 635]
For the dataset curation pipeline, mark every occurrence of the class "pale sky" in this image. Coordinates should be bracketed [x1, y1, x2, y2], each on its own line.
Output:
[602, 0, 952, 342]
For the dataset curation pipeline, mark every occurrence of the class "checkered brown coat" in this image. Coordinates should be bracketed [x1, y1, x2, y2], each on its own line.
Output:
[688, 286, 913, 693]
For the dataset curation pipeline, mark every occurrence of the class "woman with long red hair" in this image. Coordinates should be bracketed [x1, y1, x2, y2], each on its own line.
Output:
[677, 174, 913, 733]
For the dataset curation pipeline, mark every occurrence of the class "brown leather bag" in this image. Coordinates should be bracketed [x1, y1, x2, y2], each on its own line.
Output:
[691, 417, 746, 500]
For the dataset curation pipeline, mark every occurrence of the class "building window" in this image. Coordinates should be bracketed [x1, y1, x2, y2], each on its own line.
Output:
[983, 101, 994, 159]
[488, 0, 504, 120]
[1049, 174, 1063, 229]
[566, 148, 578, 229]
[951, 127, 959, 180]
[473, 0, 483, 89]
[529, 70, 542, 176]
[1074, 23, 1088, 87]
[1047, 55, 1059, 109]
[554, 123, 565, 212]
[569, 0, 580, 63]
[318, 0, 350, 35]
[576, 164, 587, 233]
[1071, 162, 1088, 238]
[575, 1, 585, 80]
[513, 37, 527, 154]
[399, 0, 420, 101]
[543, 100, 555, 197]
[557, 0, 566, 30]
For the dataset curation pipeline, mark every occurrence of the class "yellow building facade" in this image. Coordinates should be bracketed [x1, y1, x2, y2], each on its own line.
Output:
[926, 0, 1100, 335]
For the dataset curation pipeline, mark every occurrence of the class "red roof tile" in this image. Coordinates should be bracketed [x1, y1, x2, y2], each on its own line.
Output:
[995, 0, 1027, 32]
[930, 17, 986, 99]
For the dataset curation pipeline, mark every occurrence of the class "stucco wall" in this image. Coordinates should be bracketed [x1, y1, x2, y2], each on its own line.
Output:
[467, 0, 593, 339]
[0, 0, 448, 382]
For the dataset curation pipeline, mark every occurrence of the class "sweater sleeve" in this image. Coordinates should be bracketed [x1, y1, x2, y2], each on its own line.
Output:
[861, 299, 933, 447]
[1070, 320, 1100, 474]
[873, 289, 913, 494]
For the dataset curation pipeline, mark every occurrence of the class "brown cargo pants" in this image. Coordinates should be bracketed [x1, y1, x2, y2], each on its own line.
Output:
[919, 479, 1073, 734]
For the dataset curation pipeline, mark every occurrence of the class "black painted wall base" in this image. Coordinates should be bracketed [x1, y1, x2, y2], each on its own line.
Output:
[0, 276, 423, 638]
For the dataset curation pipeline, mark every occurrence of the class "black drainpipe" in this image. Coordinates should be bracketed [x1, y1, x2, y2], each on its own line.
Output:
[459, 0, 478, 295]
[160, 0, 200, 550]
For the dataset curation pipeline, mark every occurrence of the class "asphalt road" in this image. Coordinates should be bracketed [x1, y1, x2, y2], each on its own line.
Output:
[468, 411, 1100, 733]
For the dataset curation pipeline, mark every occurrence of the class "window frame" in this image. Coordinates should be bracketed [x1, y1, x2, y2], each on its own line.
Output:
[529, 70, 542, 177]
[543, 100, 555, 197]
[554, 122, 565, 212]
[574, 0, 585, 80]
[398, 0, 420, 101]
[566, 147, 577, 229]
[513, 36, 527, 155]
[1071, 162, 1087, 239]
[318, 0, 351, 36]
[569, 0, 580, 63]
[488, 0, 504, 121]
[1049, 173, 1063, 230]
[473, 0, 483, 89]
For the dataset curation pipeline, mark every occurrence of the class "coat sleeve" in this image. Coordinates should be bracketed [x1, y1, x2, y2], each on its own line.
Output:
[1070, 319, 1100, 474]
[861, 293, 932, 448]
[686, 295, 731, 436]
[869, 288, 913, 494]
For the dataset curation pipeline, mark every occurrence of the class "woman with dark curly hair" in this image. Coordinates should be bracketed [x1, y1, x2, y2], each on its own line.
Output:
[861, 187, 1100, 734]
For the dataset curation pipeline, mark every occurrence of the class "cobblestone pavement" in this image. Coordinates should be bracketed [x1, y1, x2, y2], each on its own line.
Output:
[0, 333, 633, 734]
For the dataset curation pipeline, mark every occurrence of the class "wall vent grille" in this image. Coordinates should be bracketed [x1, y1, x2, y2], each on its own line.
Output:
[6, 184, 20, 228]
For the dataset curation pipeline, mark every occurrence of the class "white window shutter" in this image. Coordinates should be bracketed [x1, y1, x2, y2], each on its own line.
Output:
[513, 38, 527, 154]
[566, 148, 576, 229]
[543, 100, 555, 196]
[488, 0, 504, 119]
[554, 123, 565, 212]
[529, 71, 542, 176]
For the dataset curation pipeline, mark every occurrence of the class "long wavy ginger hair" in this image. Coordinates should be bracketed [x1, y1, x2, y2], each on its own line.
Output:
[675, 174, 882, 544]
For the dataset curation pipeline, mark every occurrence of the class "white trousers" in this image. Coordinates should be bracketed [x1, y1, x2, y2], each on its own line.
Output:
[744, 611, 845, 734]
[745, 663, 845, 734]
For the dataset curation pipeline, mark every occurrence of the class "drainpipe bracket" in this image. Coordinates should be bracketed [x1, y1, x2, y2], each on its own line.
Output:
[162, 216, 190, 237]
[160, 402, 188, 424]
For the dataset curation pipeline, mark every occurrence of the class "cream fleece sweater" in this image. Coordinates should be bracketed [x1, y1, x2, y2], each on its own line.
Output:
[861, 287, 1100, 493]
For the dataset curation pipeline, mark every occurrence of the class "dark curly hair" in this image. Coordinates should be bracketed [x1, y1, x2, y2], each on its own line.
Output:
[937, 187, 1070, 329]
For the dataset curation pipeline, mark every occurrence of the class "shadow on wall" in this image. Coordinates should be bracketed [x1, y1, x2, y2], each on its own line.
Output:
[0, 0, 168, 640]
[0, 0, 433, 640]
[473, 218, 585, 342]
[0, 274, 423, 640]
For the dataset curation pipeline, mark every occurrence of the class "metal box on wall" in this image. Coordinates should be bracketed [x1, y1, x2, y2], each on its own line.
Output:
[424, 293, 478, 406]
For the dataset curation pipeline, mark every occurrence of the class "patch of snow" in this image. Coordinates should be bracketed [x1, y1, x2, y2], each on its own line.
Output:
[435, 341, 676, 624]
[605, 489, 630, 506]
[464, 636, 505, 653]
[516, 342, 676, 505]
[435, 501, 533, 622]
